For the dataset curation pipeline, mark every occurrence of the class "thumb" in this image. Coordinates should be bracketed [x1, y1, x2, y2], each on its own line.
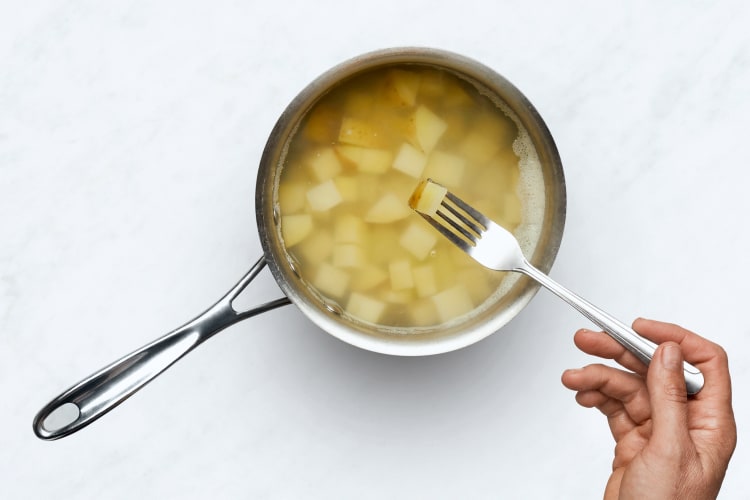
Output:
[647, 341, 691, 455]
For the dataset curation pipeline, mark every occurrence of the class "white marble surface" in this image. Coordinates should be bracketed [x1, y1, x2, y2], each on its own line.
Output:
[2, 1, 748, 498]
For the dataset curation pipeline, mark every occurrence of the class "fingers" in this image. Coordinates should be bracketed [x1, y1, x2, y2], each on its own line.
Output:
[633, 318, 733, 407]
[573, 328, 648, 375]
[645, 341, 691, 458]
[562, 364, 651, 440]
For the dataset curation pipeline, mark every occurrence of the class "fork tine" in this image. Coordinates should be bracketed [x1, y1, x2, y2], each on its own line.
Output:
[436, 207, 478, 243]
[444, 190, 490, 229]
[418, 213, 474, 252]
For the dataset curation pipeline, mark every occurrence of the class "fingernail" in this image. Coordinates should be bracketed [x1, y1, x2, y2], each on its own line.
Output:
[661, 343, 682, 371]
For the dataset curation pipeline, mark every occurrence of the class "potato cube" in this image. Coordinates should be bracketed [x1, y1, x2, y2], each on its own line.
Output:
[380, 289, 413, 304]
[351, 264, 388, 291]
[306, 179, 343, 212]
[411, 298, 438, 326]
[312, 262, 350, 299]
[459, 114, 517, 164]
[333, 244, 366, 268]
[385, 69, 420, 107]
[278, 183, 307, 214]
[459, 130, 502, 165]
[334, 176, 358, 203]
[392, 142, 427, 178]
[408, 179, 447, 217]
[346, 292, 386, 324]
[479, 112, 517, 151]
[296, 230, 333, 265]
[358, 148, 393, 174]
[339, 117, 381, 148]
[343, 91, 375, 118]
[418, 69, 446, 97]
[336, 145, 392, 174]
[364, 192, 410, 223]
[335, 144, 363, 166]
[303, 104, 339, 143]
[425, 151, 465, 188]
[356, 174, 381, 204]
[308, 147, 342, 181]
[412, 264, 438, 298]
[399, 222, 438, 260]
[431, 285, 474, 323]
[389, 259, 414, 290]
[367, 226, 405, 264]
[334, 214, 366, 243]
[457, 268, 493, 305]
[414, 106, 447, 153]
[281, 214, 313, 248]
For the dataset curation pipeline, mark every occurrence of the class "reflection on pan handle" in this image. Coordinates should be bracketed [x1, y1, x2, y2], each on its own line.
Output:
[32, 256, 291, 441]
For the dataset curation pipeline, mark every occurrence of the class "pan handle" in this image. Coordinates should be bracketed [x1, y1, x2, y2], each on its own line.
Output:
[32, 256, 291, 441]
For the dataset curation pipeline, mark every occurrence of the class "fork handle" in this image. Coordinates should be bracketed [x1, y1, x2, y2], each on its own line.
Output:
[519, 262, 704, 395]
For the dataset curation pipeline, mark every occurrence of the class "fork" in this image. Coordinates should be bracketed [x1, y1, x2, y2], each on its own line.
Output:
[410, 179, 704, 395]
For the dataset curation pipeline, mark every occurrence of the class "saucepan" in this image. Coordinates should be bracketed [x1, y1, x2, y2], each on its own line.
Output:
[33, 47, 567, 440]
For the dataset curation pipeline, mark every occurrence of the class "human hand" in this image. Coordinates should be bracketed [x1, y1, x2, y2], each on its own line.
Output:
[561, 318, 736, 499]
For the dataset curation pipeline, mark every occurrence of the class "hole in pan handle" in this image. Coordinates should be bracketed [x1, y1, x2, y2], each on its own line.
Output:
[32, 256, 291, 441]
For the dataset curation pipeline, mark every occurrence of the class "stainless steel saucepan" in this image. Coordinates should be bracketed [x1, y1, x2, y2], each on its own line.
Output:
[33, 47, 567, 440]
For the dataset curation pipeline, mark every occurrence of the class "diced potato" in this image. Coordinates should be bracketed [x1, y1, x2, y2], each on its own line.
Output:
[411, 298, 438, 326]
[414, 106, 447, 153]
[335, 144, 364, 166]
[399, 221, 438, 260]
[356, 174, 381, 204]
[418, 69, 445, 97]
[476, 150, 519, 200]
[385, 69, 421, 106]
[343, 91, 375, 118]
[334, 176, 358, 203]
[432, 285, 474, 323]
[364, 192, 410, 223]
[392, 143, 428, 178]
[479, 112, 517, 152]
[312, 262, 350, 299]
[276, 64, 528, 329]
[281, 214, 313, 248]
[443, 81, 472, 107]
[459, 113, 517, 164]
[306, 179, 343, 212]
[308, 147, 342, 181]
[296, 231, 334, 265]
[412, 264, 438, 298]
[432, 258, 459, 291]
[457, 268, 494, 305]
[367, 226, 405, 264]
[351, 264, 388, 291]
[380, 289, 414, 304]
[408, 179, 447, 217]
[425, 151, 466, 188]
[278, 183, 307, 214]
[389, 259, 414, 290]
[333, 244, 366, 268]
[346, 292, 386, 324]
[336, 145, 392, 174]
[334, 214, 366, 243]
[339, 117, 381, 147]
[303, 104, 339, 143]
[358, 148, 393, 174]
[459, 130, 502, 165]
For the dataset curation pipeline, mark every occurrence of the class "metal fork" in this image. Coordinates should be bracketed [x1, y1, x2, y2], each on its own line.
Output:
[411, 180, 704, 395]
